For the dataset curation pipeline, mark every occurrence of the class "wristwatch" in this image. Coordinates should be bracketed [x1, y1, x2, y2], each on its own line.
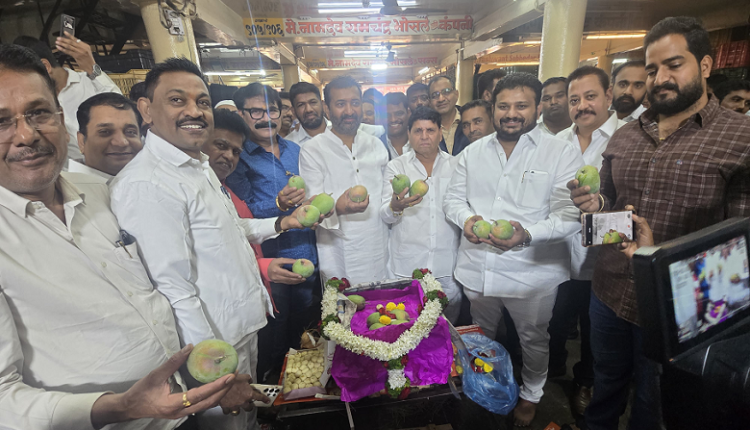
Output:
[520, 229, 532, 248]
[87, 64, 102, 80]
[274, 216, 288, 234]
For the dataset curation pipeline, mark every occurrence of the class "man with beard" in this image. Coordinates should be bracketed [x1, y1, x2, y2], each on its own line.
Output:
[569, 17, 750, 430]
[111, 59, 319, 428]
[381, 106, 462, 322]
[714, 79, 750, 115]
[278, 92, 296, 138]
[384, 92, 412, 158]
[610, 60, 648, 122]
[551, 66, 625, 416]
[459, 100, 494, 143]
[406, 83, 430, 112]
[299, 75, 390, 284]
[444, 73, 583, 426]
[0, 42, 234, 430]
[226, 83, 321, 385]
[539, 77, 572, 135]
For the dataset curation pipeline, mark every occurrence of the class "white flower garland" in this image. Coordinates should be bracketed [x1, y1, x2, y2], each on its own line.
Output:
[321, 274, 445, 362]
[387, 368, 407, 389]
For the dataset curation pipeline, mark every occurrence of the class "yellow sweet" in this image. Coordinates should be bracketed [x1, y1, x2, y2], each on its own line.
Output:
[474, 358, 485, 367]
[456, 365, 463, 374]
[386, 302, 397, 311]
[379, 315, 392, 325]
[396, 303, 405, 310]
[483, 363, 494, 373]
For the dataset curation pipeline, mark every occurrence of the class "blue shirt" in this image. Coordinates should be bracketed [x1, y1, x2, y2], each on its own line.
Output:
[226, 135, 318, 264]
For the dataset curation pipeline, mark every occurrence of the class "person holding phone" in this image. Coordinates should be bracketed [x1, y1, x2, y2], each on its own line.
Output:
[13, 33, 121, 161]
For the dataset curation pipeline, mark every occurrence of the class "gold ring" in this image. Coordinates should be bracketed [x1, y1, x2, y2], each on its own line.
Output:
[280, 191, 284, 197]
[288, 200, 294, 206]
[182, 392, 191, 408]
[231, 410, 240, 416]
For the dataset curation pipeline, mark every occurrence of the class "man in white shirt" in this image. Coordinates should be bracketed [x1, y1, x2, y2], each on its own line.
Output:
[69, 92, 143, 182]
[385, 92, 412, 158]
[538, 77, 573, 136]
[299, 76, 390, 284]
[110, 58, 317, 428]
[380, 106, 461, 321]
[14, 34, 122, 160]
[0, 43, 235, 430]
[610, 60, 648, 122]
[444, 73, 584, 426]
[551, 66, 626, 415]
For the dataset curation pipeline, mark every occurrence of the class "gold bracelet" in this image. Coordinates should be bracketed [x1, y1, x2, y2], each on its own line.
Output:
[598, 194, 605, 213]
[464, 215, 475, 228]
[390, 201, 403, 216]
[276, 195, 285, 211]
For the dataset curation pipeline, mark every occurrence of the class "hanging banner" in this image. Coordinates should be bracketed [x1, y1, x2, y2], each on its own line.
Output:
[245, 18, 286, 38]
[243, 15, 473, 39]
[310, 56, 440, 69]
[476, 52, 540, 65]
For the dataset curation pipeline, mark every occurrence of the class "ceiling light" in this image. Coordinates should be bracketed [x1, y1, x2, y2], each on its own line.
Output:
[371, 63, 388, 70]
[418, 67, 429, 74]
[612, 58, 628, 64]
[204, 71, 267, 76]
[585, 33, 646, 40]
[319, 8, 377, 13]
[345, 51, 380, 58]
[523, 40, 542, 45]
[492, 62, 540, 66]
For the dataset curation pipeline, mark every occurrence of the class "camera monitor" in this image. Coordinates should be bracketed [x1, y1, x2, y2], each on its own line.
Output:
[633, 218, 750, 364]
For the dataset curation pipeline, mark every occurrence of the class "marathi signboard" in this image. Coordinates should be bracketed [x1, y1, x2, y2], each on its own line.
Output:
[309, 56, 439, 69]
[476, 52, 540, 65]
[244, 15, 473, 39]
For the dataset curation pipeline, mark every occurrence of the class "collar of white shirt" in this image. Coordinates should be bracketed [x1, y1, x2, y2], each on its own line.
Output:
[563, 111, 622, 141]
[63, 68, 82, 91]
[0, 172, 84, 218]
[404, 144, 448, 167]
[67, 159, 114, 182]
[146, 130, 208, 167]
[620, 104, 647, 122]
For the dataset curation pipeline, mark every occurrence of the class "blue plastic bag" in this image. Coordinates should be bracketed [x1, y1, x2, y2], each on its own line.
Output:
[459, 333, 519, 415]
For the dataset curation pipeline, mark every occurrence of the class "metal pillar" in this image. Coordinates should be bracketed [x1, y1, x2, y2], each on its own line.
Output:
[539, 0, 588, 82]
[282, 64, 300, 91]
[139, 0, 199, 64]
[456, 58, 474, 106]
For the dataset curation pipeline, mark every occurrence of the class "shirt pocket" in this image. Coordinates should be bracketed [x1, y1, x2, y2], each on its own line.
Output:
[112, 241, 153, 289]
[519, 170, 550, 209]
[666, 153, 725, 209]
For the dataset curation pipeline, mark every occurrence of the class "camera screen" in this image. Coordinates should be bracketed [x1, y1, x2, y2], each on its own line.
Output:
[668, 236, 750, 343]
[591, 211, 633, 245]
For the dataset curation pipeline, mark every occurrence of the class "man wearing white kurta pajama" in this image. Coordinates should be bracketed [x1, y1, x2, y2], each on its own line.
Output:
[299, 76, 390, 285]
[443, 73, 583, 425]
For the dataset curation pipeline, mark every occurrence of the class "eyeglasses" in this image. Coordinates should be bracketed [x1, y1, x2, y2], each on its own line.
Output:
[241, 107, 281, 120]
[409, 95, 429, 103]
[430, 88, 454, 100]
[0, 109, 63, 142]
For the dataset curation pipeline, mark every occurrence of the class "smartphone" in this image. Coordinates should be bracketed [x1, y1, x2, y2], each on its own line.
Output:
[581, 210, 634, 247]
[60, 14, 75, 37]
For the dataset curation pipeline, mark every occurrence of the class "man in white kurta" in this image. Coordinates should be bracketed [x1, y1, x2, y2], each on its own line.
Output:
[380, 107, 461, 322]
[299, 76, 389, 285]
[443, 73, 583, 425]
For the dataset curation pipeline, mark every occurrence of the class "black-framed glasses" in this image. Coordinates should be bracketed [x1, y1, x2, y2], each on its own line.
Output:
[430, 88, 454, 100]
[241, 107, 281, 120]
[0, 109, 63, 142]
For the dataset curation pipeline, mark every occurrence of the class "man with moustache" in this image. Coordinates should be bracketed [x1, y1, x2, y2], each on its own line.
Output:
[226, 83, 320, 384]
[111, 59, 319, 428]
[428, 76, 470, 155]
[444, 73, 583, 426]
[610, 60, 648, 122]
[406, 83, 430, 112]
[538, 77, 573, 135]
[381, 106, 462, 322]
[569, 17, 750, 430]
[459, 100, 494, 143]
[384, 92, 412, 158]
[0, 44, 236, 430]
[551, 66, 625, 415]
[299, 75, 390, 284]
[278, 92, 296, 138]
[71, 93, 143, 182]
[714, 79, 750, 115]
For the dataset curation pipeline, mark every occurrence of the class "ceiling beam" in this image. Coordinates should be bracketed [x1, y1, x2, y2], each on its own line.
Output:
[472, 0, 549, 42]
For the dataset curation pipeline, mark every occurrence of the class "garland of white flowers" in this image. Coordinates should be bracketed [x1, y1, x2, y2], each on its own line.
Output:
[321, 273, 445, 362]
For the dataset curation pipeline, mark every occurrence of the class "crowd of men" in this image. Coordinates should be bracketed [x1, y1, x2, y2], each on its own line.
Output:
[0, 14, 749, 430]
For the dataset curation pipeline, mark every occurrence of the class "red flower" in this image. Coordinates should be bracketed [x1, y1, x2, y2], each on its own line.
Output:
[342, 278, 351, 289]
[437, 291, 447, 299]
[420, 268, 429, 275]
[337, 283, 347, 292]
[423, 296, 428, 305]
[383, 362, 389, 369]
[401, 355, 409, 366]
[397, 387, 411, 400]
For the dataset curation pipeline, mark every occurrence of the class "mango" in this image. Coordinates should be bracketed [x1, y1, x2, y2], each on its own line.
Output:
[369, 323, 386, 330]
[409, 179, 429, 198]
[296, 205, 320, 228]
[187, 339, 238, 384]
[367, 312, 382, 326]
[576, 165, 600, 194]
[310, 193, 335, 215]
[473, 220, 492, 239]
[292, 259, 315, 278]
[490, 219, 514, 240]
[287, 175, 306, 191]
[391, 174, 411, 195]
[392, 309, 409, 321]
[348, 185, 368, 203]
